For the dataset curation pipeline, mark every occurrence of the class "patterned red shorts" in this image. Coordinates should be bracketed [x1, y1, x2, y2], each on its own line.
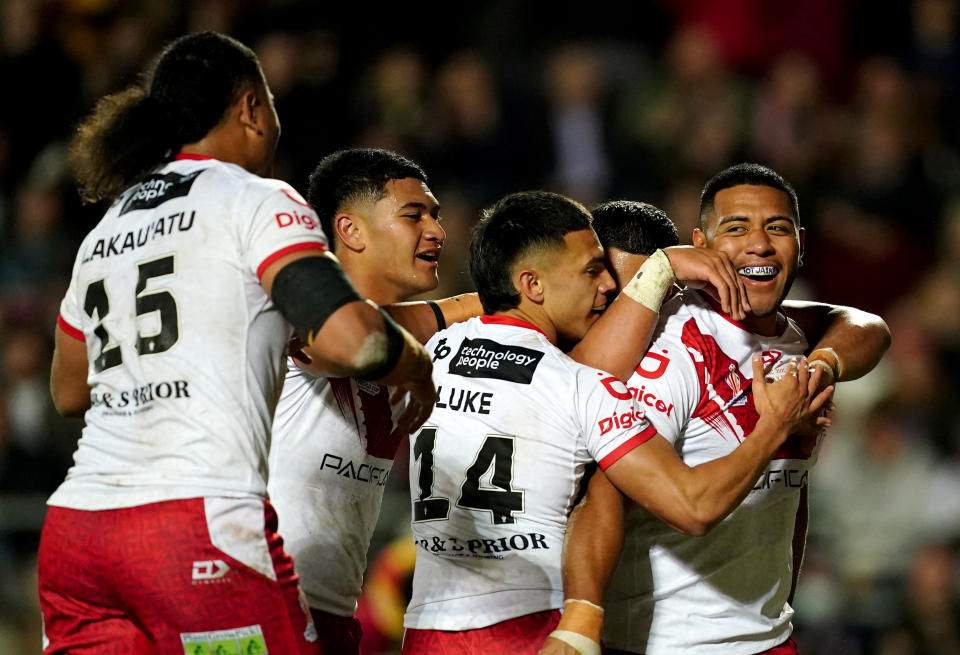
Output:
[38, 497, 320, 655]
[402, 609, 561, 654]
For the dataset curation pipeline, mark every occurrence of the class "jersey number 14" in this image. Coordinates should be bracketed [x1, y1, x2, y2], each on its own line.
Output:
[412, 426, 524, 525]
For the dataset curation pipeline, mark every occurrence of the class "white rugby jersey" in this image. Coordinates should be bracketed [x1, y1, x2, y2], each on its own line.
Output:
[603, 289, 813, 655]
[405, 315, 656, 631]
[268, 364, 407, 616]
[50, 156, 328, 510]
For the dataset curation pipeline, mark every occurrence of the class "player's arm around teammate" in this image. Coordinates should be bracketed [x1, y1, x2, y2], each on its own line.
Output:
[569, 245, 750, 382]
[541, 357, 832, 655]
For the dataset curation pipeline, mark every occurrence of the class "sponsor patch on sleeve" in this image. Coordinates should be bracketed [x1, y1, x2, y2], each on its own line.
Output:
[448, 338, 544, 384]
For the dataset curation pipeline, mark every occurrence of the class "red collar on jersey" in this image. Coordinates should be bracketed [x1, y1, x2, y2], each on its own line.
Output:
[700, 291, 789, 338]
[479, 314, 548, 337]
[174, 153, 218, 161]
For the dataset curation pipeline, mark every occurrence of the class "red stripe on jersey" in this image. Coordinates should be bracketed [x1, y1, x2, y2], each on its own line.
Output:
[174, 153, 217, 161]
[329, 378, 406, 460]
[479, 315, 548, 337]
[598, 424, 658, 470]
[681, 318, 757, 443]
[680, 317, 813, 459]
[57, 315, 85, 341]
[256, 242, 329, 279]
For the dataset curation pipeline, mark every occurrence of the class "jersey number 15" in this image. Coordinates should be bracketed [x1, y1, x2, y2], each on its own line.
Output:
[84, 255, 180, 372]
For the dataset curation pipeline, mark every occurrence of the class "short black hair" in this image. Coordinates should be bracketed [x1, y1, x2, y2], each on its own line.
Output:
[699, 163, 800, 229]
[592, 200, 679, 255]
[469, 191, 593, 314]
[306, 148, 427, 247]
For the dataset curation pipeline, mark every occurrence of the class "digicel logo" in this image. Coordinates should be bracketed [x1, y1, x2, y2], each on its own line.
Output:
[597, 374, 674, 417]
[276, 210, 318, 229]
[636, 351, 670, 379]
[598, 408, 646, 435]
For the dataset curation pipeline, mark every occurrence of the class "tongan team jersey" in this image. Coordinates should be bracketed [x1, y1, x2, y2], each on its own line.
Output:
[49, 156, 328, 510]
[405, 315, 657, 631]
[268, 365, 408, 616]
[603, 289, 813, 655]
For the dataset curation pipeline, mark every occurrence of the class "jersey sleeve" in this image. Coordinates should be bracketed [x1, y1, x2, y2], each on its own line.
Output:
[629, 333, 700, 445]
[574, 365, 658, 471]
[57, 249, 87, 341]
[236, 179, 330, 279]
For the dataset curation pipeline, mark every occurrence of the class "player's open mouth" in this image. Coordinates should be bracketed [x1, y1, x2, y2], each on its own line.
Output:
[737, 265, 779, 282]
[416, 251, 440, 264]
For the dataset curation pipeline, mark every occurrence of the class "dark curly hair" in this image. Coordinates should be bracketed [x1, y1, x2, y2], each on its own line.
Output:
[69, 31, 263, 203]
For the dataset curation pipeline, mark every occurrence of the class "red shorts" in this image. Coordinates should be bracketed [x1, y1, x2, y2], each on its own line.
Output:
[402, 609, 561, 654]
[38, 497, 320, 655]
[310, 608, 362, 655]
[761, 636, 799, 654]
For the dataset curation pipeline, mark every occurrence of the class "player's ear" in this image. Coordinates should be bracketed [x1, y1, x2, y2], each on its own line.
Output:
[335, 213, 364, 253]
[517, 268, 544, 304]
[692, 228, 708, 248]
[798, 227, 805, 267]
[236, 89, 261, 135]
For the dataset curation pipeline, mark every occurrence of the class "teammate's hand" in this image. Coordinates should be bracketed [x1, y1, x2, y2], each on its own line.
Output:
[538, 636, 583, 655]
[792, 360, 837, 436]
[752, 355, 834, 439]
[390, 375, 438, 435]
[663, 246, 750, 320]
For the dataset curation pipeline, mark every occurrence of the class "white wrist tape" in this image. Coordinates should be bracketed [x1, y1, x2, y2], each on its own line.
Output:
[547, 629, 601, 655]
[809, 346, 843, 379]
[620, 249, 676, 313]
[564, 598, 604, 612]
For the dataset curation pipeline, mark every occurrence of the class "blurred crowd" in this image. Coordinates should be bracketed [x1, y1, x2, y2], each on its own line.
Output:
[1, 0, 958, 653]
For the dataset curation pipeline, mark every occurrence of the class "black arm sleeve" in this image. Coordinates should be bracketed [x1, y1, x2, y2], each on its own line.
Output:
[271, 256, 363, 340]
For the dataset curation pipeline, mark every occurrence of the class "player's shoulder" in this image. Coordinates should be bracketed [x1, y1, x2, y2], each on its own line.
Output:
[428, 315, 567, 383]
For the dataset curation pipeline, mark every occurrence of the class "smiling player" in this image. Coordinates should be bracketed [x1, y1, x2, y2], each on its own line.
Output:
[401, 190, 832, 654]
[268, 148, 451, 655]
[549, 164, 890, 655]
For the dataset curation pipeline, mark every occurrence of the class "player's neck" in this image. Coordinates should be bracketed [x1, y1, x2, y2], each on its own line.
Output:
[740, 312, 784, 337]
[339, 256, 407, 306]
[499, 307, 557, 344]
[179, 128, 257, 174]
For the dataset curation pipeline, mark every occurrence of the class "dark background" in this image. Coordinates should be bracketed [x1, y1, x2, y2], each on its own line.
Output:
[1, 1, 958, 653]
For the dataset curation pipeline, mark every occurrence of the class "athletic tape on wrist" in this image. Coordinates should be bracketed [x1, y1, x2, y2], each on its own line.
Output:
[809, 346, 843, 379]
[620, 249, 676, 313]
[547, 630, 601, 655]
[564, 598, 604, 613]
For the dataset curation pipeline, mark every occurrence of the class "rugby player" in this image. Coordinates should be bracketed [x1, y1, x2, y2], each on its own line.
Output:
[401, 191, 832, 654]
[41, 33, 432, 654]
[547, 165, 891, 655]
